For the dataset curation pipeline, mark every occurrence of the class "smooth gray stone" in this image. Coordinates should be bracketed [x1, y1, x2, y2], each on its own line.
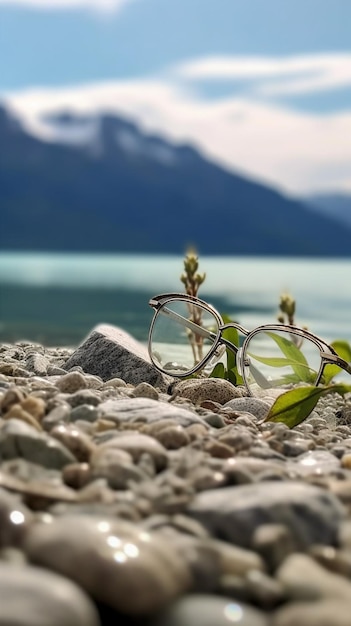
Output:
[24, 516, 192, 616]
[69, 404, 99, 423]
[186, 481, 345, 549]
[64, 324, 173, 391]
[0, 486, 33, 548]
[98, 397, 210, 428]
[0, 563, 100, 626]
[288, 450, 341, 476]
[0, 419, 76, 469]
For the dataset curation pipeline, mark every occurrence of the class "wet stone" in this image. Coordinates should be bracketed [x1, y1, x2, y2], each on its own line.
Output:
[62, 462, 92, 489]
[0, 487, 33, 548]
[289, 449, 341, 477]
[50, 424, 96, 463]
[24, 515, 192, 615]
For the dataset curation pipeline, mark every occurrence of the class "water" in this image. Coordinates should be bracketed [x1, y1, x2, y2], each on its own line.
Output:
[0, 252, 350, 347]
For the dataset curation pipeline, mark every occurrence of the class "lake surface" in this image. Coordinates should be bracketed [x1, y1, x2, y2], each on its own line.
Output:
[0, 252, 350, 347]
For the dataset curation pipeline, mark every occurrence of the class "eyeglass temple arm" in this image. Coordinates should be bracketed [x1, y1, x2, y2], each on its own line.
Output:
[320, 352, 351, 375]
[159, 306, 218, 340]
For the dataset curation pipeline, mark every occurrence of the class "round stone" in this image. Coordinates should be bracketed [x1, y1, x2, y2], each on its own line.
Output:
[172, 379, 242, 405]
[57, 372, 88, 393]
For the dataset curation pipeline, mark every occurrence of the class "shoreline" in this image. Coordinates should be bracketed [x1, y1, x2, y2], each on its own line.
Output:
[1, 334, 351, 625]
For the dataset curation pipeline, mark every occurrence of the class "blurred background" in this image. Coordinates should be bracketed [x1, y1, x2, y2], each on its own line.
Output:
[0, 0, 350, 346]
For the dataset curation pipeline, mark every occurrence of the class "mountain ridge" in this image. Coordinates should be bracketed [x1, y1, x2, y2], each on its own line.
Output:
[304, 193, 351, 228]
[1, 105, 351, 257]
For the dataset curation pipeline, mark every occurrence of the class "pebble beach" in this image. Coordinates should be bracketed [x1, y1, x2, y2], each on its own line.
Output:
[1, 324, 351, 626]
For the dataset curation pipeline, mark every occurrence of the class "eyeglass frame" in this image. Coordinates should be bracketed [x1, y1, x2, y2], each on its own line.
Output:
[148, 292, 351, 394]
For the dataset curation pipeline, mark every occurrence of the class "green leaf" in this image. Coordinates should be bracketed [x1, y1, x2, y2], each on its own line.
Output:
[248, 352, 317, 385]
[266, 331, 312, 382]
[209, 362, 225, 379]
[222, 323, 239, 369]
[227, 368, 238, 385]
[248, 354, 308, 368]
[221, 321, 244, 385]
[323, 340, 351, 384]
[264, 383, 351, 428]
[331, 340, 351, 362]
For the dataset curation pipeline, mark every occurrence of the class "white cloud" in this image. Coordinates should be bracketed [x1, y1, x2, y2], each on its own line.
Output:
[0, 0, 132, 13]
[175, 53, 351, 96]
[3, 54, 351, 196]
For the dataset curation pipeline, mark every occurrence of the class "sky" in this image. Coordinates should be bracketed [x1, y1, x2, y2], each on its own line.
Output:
[1, 0, 351, 196]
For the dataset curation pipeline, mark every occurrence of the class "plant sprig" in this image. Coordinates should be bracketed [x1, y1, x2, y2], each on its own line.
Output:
[180, 248, 206, 298]
[179, 252, 351, 427]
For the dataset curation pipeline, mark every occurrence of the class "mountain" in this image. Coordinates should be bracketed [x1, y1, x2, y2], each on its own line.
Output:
[304, 193, 351, 227]
[1, 104, 351, 256]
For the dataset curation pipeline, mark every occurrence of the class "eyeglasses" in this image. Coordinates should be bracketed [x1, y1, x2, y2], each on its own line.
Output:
[148, 293, 351, 397]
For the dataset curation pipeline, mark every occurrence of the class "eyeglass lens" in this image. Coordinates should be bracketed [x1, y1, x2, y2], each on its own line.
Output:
[149, 300, 220, 375]
[243, 329, 322, 397]
[150, 303, 326, 392]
